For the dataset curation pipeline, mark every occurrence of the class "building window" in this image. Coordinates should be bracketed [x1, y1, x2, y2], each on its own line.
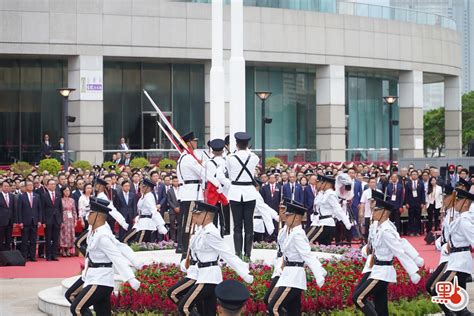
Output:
[346, 72, 399, 161]
[0, 59, 67, 164]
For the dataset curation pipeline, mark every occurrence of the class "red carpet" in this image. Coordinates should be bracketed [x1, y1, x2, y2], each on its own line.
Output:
[0, 236, 441, 279]
[0, 256, 84, 279]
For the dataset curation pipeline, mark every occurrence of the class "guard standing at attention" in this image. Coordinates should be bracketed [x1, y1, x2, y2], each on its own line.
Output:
[226, 132, 259, 258]
[177, 131, 204, 260]
[69, 199, 141, 315]
[267, 202, 327, 315]
[123, 178, 167, 244]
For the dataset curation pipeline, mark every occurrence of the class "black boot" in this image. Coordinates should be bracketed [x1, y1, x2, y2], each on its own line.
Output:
[233, 232, 243, 257]
[359, 300, 377, 316]
[244, 233, 254, 258]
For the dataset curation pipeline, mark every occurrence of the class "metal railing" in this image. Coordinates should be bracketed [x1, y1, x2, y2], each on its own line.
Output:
[188, 0, 456, 30]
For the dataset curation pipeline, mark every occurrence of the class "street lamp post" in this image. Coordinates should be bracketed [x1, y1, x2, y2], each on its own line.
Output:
[383, 96, 398, 167]
[255, 91, 272, 172]
[57, 88, 76, 171]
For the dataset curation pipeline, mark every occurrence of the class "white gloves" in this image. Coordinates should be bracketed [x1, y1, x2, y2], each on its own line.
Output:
[410, 273, 421, 284]
[243, 274, 254, 284]
[122, 222, 129, 230]
[361, 245, 368, 258]
[345, 223, 352, 230]
[129, 278, 141, 291]
[157, 225, 168, 235]
[441, 243, 449, 255]
[180, 259, 187, 272]
[414, 257, 424, 268]
[316, 275, 325, 288]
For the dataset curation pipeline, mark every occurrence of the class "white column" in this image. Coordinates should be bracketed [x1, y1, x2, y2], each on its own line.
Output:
[210, 0, 225, 140]
[398, 70, 424, 158]
[315, 65, 346, 162]
[229, 0, 246, 151]
[444, 76, 462, 157]
[68, 55, 104, 164]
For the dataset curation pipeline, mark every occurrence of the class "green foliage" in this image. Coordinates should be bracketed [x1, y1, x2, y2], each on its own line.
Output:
[158, 158, 176, 170]
[0, 170, 7, 176]
[72, 160, 92, 171]
[130, 157, 150, 170]
[265, 156, 283, 169]
[10, 161, 33, 178]
[102, 161, 117, 172]
[38, 158, 62, 175]
[462, 90, 474, 150]
[423, 107, 445, 157]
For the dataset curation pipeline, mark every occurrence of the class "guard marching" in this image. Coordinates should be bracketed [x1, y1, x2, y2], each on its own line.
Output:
[267, 202, 326, 315]
[123, 178, 167, 244]
[177, 131, 204, 260]
[226, 132, 259, 258]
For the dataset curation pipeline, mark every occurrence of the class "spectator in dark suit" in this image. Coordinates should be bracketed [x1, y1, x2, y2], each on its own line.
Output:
[18, 181, 42, 261]
[41, 179, 63, 261]
[304, 175, 318, 228]
[386, 173, 404, 233]
[260, 175, 281, 212]
[167, 176, 181, 250]
[150, 171, 166, 214]
[130, 172, 141, 199]
[123, 152, 132, 166]
[40, 133, 53, 159]
[282, 172, 303, 204]
[116, 180, 136, 241]
[348, 168, 363, 238]
[404, 170, 425, 236]
[0, 181, 15, 251]
[72, 179, 84, 210]
[119, 137, 129, 151]
[55, 136, 66, 165]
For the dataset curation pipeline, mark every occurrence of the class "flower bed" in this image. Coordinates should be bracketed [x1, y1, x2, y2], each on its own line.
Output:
[129, 241, 177, 252]
[112, 249, 439, 315]
[253, 241, 352, 255]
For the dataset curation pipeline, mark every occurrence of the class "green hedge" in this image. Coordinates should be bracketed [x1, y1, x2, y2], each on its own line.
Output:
[10, 161, 33, 177]
[265, 156, 283, 169]
[102, 161, 118, 172]
[72, 160, 92, 171]
[130, 157, 150, 170]
[158, 158, 176, 170]
[39, 159, 62, 175]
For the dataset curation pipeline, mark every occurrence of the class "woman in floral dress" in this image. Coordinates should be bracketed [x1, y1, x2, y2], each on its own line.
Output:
[60, 186, 77, 256]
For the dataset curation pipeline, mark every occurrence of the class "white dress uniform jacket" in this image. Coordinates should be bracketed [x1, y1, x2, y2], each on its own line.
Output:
[276, 225, 327, 290]
[226, 150, 259, 202]
[316, 189, 351, 229]
[310, 191, 324, 226]
[177, 152, 204, 201]
[361, 221, 379, 274]
[180, 226, 202, 280]
[272, 227, 287, 279]
[83, 225, 138, 288]
[97, 191, 128, 230]
[435, 207, 458, 264]
[370, 221, 419, 283]
[133, 191, 167, 234]
[193, 223, 251, 284]
[202, 156, 226, 193]
[254, 193, 279, 235]
[444, 211, 474, 274]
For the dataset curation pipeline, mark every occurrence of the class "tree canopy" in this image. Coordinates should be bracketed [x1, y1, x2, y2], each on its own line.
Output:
[462, 91, 474, 150]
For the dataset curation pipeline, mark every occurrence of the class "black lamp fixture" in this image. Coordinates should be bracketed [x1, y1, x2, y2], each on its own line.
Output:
[57, 88, 76, 171]
[383, 95, 398, 167]
[255, 91, 272, 171]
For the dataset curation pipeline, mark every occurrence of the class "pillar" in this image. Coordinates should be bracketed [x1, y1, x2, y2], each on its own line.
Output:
[210, 0, 225, 140]
[398, 70, 424, 158]
[315, 65, 346, 162]
[444, 76, 462, 157]
[67, 55, 104, 164]
[229, 0, 245, 151]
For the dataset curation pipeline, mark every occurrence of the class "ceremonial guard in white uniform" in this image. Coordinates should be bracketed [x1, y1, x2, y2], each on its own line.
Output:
[435, 188, 474, 316]
[267, 202, 326, 315]
[307, 175, 351, 245]
[123, 178, 167, 244]
[353, 196, 421, 316]
[177, 131, 204, 260]
[203, 138, 230, 237]
[178, 201, 253, 316]
[69, 199, 141, 316]
[226, 132, 259, 258]
[426, 185, 458, 303]
[307, 175, 324, 241]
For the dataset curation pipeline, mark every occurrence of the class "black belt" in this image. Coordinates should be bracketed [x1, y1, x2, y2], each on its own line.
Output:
[190, 259, 198, 265]
[88, 261, 113, 268]
[319, 215, 332, 220]
[451, 246, 471, 253]
[254, 216, 262, 219]
[284, 260, 304, 267]
[374, 259, 393, 266]
[139, 215, 152, 219]
[184, 180, 201, 184]
[197, 260, 219, 268]
[231, 181, 253, 186]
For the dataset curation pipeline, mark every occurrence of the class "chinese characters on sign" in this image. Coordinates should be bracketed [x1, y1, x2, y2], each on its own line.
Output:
[80, 70, 103, 101]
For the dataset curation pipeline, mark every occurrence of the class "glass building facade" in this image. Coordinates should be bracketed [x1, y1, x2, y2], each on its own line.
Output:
[0, 59, 67, 164]
[346, 72, 400, 161]
[103, 62, 205, 151]
[245, 66, 317, 161]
